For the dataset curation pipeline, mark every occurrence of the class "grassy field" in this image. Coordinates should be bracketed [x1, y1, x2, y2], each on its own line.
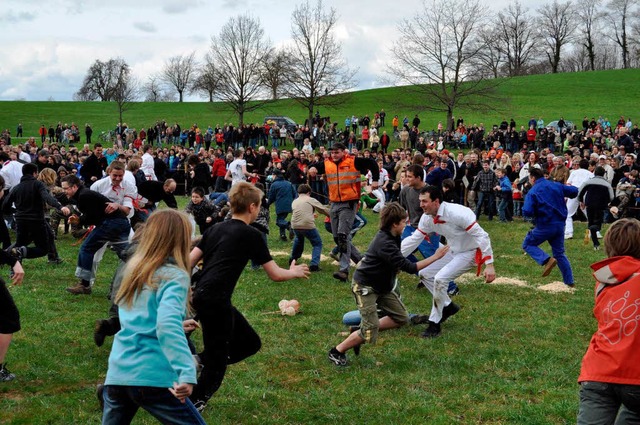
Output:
[0, 195, 603, 424]
[1, 69, 640, 139]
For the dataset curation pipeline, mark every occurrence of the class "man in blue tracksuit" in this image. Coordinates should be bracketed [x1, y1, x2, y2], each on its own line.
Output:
[522, 167, 578, 287]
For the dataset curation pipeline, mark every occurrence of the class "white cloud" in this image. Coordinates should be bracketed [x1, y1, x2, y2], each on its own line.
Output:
[1, 0, 549, 100]
[0, 10, 37, 23]
[133, 21, 157, 33]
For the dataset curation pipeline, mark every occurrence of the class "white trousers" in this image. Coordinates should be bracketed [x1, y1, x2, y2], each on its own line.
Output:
[565, 197, 586, 237]
[418, 249, 476, 323]
[371, 188, 386, 213]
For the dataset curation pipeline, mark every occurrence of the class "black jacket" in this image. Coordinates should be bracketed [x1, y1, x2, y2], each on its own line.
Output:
[3, 175, 62, 221]
[353, 229, 417, 293]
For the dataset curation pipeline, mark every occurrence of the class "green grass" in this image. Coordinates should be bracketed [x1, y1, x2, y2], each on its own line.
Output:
[1, 69, 639, 139]
[0, 196, 602, 424]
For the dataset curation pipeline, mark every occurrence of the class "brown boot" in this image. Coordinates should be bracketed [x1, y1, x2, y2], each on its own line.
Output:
[66, 282, 92, 295]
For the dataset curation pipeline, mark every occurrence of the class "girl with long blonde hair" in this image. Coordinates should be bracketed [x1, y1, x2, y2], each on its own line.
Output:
[102, 209, 205, 425]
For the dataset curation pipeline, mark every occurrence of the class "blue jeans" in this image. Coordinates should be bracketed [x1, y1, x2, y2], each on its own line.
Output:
[401, 225, 435, 262]
[209, 192, 229, 206]
[276, 212, 290, 236]
[291, 228, 323, 266]
[102, 385, 205, 425]
[475, 191, 495, 220]
[522, 222, 574, 285]
[76, 218, 130, 281]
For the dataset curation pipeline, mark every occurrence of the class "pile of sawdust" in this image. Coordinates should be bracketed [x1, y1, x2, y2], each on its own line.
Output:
[270, 250, 332, 262]
[537, 281, 575, 293]
[489, 277, 529, 287]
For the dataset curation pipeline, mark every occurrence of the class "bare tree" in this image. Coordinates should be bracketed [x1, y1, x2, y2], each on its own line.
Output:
[282, 0, 357, 124]
[112, 75, 139, 124]
[468, 28, 505, 79]
[496, 2, 540, 76]
[141, 74, 173, 102]
[538, 0, 575, 73]
[577, 0, 603, 70]
[191, 54, 222, 102]
[162, 52, 197, 102]
[607, 0, 638, 68]
[389, 0, 503, 130]
[209, 14, 272, 125]
[261, 50, 289, 100]
[75, 58, 130, 101]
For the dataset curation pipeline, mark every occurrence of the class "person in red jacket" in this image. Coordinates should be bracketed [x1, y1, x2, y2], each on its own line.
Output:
[211, 152, 228, 193]
[577, 218, 640, 424]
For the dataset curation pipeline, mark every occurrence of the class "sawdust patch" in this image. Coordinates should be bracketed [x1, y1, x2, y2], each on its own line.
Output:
[537, 281, 575, 293]
[270, 250, 332, 262]
[489, 277, 529, 287]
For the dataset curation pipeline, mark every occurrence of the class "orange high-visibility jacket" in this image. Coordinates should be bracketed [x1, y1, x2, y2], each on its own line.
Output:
[325, 156, 361, 203]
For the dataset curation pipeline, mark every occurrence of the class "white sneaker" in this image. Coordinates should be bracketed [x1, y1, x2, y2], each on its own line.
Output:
[597, 231, 603, 239]
[564, 234, 573, 240]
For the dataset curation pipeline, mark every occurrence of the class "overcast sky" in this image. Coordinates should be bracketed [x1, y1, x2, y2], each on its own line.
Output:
[1, 0, 537, 101]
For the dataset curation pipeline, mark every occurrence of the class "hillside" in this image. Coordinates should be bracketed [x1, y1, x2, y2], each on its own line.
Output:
[1, 68, 639, 138]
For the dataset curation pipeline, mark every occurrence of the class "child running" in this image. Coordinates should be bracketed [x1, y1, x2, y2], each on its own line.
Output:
[101, 209, 205, 424]
[189, 182, 309, 411]
[328, 202, 449, 366]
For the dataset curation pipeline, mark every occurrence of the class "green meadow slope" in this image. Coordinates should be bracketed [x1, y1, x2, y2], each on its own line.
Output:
[1, 69, 639, 138]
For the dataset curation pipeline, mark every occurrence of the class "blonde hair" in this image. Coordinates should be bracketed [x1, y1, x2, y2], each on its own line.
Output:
[229, 181, 263, 214]
[115, 209, 192, 308]
[604, 218, 640, 258]
[38, 168, 57, 187]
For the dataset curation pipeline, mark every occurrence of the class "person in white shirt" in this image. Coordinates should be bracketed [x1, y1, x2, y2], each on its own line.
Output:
[0, 156, 23, 191]
[366, 159, 389, 213]
[401, 185, 496, 338]
[225, 149, 254, 187]
[85, 161, 137, 290]
[565, 159, 593, 239]
[140, 144, 157, 181]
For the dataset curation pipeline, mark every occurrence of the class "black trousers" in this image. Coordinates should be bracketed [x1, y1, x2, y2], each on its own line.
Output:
[15, 219, 50, 259]
[190, 298, 261, 403]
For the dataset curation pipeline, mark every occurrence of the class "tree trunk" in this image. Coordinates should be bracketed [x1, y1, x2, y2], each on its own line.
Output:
[447, 109, 454, 132]
[209, 92, 213, 102]
[178, 90, 184, 102]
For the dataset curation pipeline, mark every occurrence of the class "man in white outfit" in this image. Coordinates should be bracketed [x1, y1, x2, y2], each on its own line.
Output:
[367, 159, 388, 213]
[565, 158, 593, 239]
[401, 185, 496, 338]
[140, 144, 157, 181]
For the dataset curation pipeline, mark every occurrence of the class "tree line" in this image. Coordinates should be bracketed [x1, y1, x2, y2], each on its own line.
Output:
[74, 0, 640, 130]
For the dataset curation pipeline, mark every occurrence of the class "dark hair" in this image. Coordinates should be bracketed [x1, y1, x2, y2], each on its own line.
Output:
[579, 159, 589, 169]
[594, 166, 605, 177]
[22, 162, 38, 176]
[419, 185, 443, 203]
[191, 186, 206, 197]
[442, 178, 455, 191]
[297, 184, 311, 194]
[529, 167, 544, 180]
[406, 164, 424, 178]
[379, 202, 407, 231]
[62, 174, 82, 188]
[94, 143, 102, 149]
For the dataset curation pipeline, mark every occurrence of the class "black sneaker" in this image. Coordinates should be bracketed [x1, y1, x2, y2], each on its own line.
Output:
[48, 258, 64, 265]
[441, 302, 460, 323]
[310, 265, 321, 272]
[193, 399, 207, 413]
[333, 271, 348, 282]
[94, 319, 108, 347]
[421, 321, 441, 338]
[328, 347, 347, 366]
[8, 246, 26, 262]
[280, 234, 287, 241]
[96, 383, 104, 411]
[0, 364, 15, 382]
[410, 314, 430, 325]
